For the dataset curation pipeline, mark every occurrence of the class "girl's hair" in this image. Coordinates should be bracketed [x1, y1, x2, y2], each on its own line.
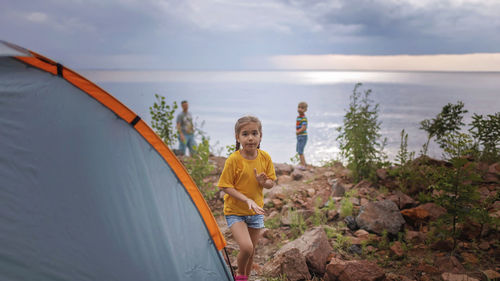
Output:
[234, 115, 262, 151]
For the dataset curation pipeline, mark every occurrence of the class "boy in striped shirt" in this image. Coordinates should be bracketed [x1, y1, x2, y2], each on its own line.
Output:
[296, 101, 308, 170]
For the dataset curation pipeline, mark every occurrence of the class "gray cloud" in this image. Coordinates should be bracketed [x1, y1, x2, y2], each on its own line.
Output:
[1, 0, 499, 69]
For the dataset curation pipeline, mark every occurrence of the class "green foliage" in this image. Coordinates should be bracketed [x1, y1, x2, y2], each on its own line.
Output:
[149, 94, 178, 146]
[225, 144, 236, 157]
[183, 137, 216, 200]
[337, 83, 387, 182]
[311, 197, 328, 226]
[431, 132, 483, 252]
[340, 190, 356, 218]
[324, 197, 336, 211]
[289, 153, 300, 165]
[469, 112, 500, 162]
[290, 209, 307, 239]
[391, 129, 416, 192]
[264, 215, 281, 229]
[419, 101, 468, 155]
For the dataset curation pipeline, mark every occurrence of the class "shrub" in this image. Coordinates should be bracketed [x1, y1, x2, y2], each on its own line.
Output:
[337, 83, 387, 182]
[469, 112, 500, 162]
[149, 94, 178, 146]
[183, 137, 216, 200]
[419, 101, 468, 155]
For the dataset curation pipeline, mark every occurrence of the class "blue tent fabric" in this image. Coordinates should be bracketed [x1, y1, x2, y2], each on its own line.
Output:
[0, 53, 232, 280]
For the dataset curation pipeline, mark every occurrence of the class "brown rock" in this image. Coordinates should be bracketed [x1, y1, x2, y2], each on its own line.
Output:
[325, 258, 385, 281]
[277, 174, 293, 184]
[262, 248, 311, 281]
[460, 252, 479, 264]
[478, 241, 490, 250]
[441, 272, 479, 281]
[390, 241, 405, 257]
[274, 163, 294, 175]
[376, 168, 388, 180]
[405, 230, 426, 244]
[356, 200, 406, 235]
[435, 255, 465, 274]
[276, 227, 333, 274]
[291, 170, 304, 181]
[388, 190, 417, 210]
[417, 203, 447, 220]
[482, 270, 500, 281]
[489, 162, 500, 175]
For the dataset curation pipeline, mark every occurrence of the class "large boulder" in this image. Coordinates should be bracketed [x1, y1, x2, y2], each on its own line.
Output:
[276, 227, 333, 274]
[262, 248, 311, 281]
[355, 200, 405, 235]
[274, 163, 294, 176]
[325, 258, 385, 281]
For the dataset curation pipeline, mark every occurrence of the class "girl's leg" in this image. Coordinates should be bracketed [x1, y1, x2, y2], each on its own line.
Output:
[244, 227, 263, 276]
[230, 222, 254, 276]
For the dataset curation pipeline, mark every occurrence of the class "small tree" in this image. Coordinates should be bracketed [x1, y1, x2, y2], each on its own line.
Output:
[337, 83, 387, 182]
[149, 94, 178, 146]
[183, 136, 216, 200]
[469, 112, 500, 162]
[419, 101, 468, 156]
[432, 132, 482, 253]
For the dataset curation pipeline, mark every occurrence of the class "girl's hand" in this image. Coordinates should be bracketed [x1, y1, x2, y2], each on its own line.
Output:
[245, 198, 265, 215]
[254, 168, 269, 186]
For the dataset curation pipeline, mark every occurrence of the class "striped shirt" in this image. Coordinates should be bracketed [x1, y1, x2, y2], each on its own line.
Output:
[296, 115, 307, 135]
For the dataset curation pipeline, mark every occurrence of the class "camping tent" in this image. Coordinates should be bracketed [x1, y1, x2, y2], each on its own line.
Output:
[0, 40, 232, 281]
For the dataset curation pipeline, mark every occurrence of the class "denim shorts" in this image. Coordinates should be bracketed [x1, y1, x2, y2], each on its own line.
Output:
[296, 135, 308, 155]
[225, 214, 265, 229]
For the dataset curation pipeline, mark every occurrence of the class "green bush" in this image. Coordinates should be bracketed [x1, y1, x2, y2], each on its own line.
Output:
[149, 94, 178, 146]
[419, 101, 468, 155]
[469, 112, 500, 162]
[183, 137, 216, 200]
[337, 83, 387, 182]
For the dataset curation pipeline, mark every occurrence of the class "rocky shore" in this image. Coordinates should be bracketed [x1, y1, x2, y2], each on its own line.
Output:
[202, 156, 500, 281]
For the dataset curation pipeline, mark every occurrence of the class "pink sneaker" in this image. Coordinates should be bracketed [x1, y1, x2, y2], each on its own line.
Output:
[235, 275, 248, 281]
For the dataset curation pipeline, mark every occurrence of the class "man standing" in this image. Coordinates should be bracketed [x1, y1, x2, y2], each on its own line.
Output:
[176, 100, 196, 156]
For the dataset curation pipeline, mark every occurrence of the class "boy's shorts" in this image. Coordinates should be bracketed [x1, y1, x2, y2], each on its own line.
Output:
[225, 214, 265, 229]
[296, 135, 308, 155]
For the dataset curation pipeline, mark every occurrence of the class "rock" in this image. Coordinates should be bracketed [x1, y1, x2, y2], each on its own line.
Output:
[274, 163, 294, 175]
[405, 230, 426, 244]
[390, 241, 404, 257]
[441, 272, 479, 281]
[435, 255, 465, 274]
[482, 270, 500, 281]
[354, 229, 370, 239]
[276, 227, 333, 275]
[277, 174, 293, 184]
[431, 239, 454, 252]
[344, 216, 358, 231]
[291, 170, 304, 181]
[348, 244, 363, 255]
[307, 188, 316, 197]
[327, 209, 339, 220]
[478, 241, 490, 250]
[262, 248, 311, 281]
[388, 191, 416, 210]
[355, 200, 406, 236]
[488, 162, 500, 175]
[416, 203, 447, 221]
[460, 252, 479, 264]
[325, 258, 385, 281]
[331, 180, 346, 197]
[376, 168, 388, 180]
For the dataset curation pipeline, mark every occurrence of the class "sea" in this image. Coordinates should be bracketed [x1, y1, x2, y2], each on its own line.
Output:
[80, 70, 500, 166]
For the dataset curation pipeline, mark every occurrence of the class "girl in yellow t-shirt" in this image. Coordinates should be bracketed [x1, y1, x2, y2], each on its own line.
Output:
[217, 116, 276, 281]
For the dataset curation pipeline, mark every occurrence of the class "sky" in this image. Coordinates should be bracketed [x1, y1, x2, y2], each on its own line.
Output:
[2, 0, 500, 70]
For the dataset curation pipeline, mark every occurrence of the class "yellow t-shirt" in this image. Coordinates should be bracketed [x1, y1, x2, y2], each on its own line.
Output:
[217, 149, 277, 216]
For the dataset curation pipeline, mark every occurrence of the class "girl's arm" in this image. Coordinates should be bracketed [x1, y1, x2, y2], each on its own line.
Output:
[221, 187, 265, 215]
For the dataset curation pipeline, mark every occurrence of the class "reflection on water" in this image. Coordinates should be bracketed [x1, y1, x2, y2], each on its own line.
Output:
[80, 70, 500, 165]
